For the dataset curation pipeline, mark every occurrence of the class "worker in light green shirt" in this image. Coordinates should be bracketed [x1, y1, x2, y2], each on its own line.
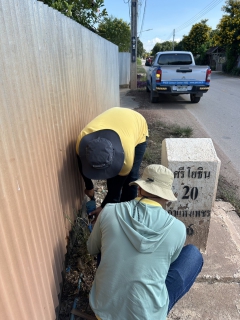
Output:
[87, 164, 203, 320]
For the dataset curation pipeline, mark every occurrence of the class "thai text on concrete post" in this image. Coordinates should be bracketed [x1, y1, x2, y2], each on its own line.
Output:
[161, 138, 221, 251]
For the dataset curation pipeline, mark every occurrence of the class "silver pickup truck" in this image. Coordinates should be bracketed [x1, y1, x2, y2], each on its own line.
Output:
[146, 51, 211, 103]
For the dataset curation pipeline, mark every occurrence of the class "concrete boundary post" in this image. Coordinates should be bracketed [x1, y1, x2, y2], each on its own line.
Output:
[161, 138, 221, 251]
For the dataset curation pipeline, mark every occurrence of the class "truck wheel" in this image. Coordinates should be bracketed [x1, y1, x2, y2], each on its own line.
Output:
[150, 88, 159, 103]
[190, 94, 201, 103]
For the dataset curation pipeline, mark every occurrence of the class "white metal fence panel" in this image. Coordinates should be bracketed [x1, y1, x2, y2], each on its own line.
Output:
[0, 0, 119, 319]
[119, 52, 130, 87]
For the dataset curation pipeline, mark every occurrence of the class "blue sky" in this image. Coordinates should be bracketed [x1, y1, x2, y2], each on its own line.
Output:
[102, 0, 228, 52]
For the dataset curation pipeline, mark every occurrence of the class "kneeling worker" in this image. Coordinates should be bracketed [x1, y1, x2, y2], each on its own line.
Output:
[87, 164, 203, 320]
[76, 107, 149, 219]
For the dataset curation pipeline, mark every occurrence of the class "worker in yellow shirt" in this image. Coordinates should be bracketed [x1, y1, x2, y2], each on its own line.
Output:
[76, 107, 149, 219]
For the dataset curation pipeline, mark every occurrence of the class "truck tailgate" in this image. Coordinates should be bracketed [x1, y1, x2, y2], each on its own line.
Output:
[161, 65, 209, 84]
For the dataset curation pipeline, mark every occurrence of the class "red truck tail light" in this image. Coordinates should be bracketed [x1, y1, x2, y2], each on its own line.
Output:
[156, 68, 162, 83]
[206, 69, 211, 83]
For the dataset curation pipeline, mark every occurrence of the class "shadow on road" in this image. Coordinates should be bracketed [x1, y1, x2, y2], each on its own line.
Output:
[127, 90, 196, 110]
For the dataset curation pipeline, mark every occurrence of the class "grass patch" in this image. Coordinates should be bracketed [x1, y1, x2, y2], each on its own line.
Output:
[171, 125, 193, 138]
[137, 57, 142, 65]
[137, 65, 146, 74]
[217, 176, 240, 216]
[142, 121, 194, 165]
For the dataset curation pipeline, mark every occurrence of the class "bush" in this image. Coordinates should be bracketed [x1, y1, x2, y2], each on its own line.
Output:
[137, 57, 142, 65]
[195, 53, 208, 65]
[222, 62, 228, 73]
[222, 62, 240, 75]
[231, 67, 240, 76]
[224, 47, 238, 73]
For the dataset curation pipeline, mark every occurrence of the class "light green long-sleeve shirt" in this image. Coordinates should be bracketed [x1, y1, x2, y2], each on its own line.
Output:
[87, 198, 186, 320]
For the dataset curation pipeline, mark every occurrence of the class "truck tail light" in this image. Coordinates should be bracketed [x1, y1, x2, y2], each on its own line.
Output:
[206, 68, 211, 83]
[156, 68, 162, 83]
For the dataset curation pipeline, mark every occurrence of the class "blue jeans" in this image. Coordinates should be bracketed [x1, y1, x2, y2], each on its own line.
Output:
[166, 244, 203, 313]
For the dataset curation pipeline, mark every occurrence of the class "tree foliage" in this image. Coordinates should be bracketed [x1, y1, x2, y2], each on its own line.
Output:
[209, 29, 218, 47]
[151, 41, 174, 55]
[98, 16, 131, 52]
[174, 40, 185, 51]
[180, 20, 211, 55]
[214, 0, 240, 47]
[137, 38, 144, 57]
[214, 0, 240, 71]
[38, 0, 107, 31]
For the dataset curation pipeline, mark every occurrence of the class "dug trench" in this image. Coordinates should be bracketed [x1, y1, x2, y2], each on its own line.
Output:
[58, 89, 240, 319]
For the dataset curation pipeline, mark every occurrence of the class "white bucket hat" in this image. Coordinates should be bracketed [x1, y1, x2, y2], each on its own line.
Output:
[129, 164, 177, 201]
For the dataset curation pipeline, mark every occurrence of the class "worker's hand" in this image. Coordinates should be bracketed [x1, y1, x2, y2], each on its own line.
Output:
[85, 188, 94, 199]
[88, 206, 102, 223]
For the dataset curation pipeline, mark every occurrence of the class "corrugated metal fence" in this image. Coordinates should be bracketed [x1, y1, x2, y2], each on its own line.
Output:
[119, 52, 130, 87]
[0, 0, 119, 319]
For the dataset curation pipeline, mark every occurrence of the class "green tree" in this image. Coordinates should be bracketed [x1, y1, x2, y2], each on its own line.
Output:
[209, 29, 218, 47]
[143, 52, 151, 59]
[39, 0, 107, 31]
[151, 42, 161, 55]
[98, 16, 131, 52]
[161, 41, 174, 51]
[151, 41, 174, 55]
[174, 39, 185, 51]
[137, 38, 144, 57]
[214, 0, 240, 72]
[181, 20, 212, 55]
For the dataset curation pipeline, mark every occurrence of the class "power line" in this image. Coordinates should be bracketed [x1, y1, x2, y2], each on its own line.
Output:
[138, 0, 147, 37]
[176, 0, 224, 33]
[164, 31, 175, 43]
[128, 1, 131, 20]
[137, 0, 142, 28]
[164, 0, 224, 41]
[122, 0, 131, 20]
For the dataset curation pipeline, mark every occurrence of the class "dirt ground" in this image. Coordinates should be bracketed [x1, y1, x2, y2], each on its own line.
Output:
[58, 89, 240, 319]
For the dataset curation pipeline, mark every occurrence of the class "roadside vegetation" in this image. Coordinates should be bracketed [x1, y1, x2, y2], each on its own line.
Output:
[142, 121, 193, 165]
[38, 0, 107, 31]
[217, 178, 240, 215]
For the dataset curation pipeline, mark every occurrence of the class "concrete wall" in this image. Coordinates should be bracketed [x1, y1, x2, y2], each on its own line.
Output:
[119, 52, 130, 88]
[0, 0, 119, 319]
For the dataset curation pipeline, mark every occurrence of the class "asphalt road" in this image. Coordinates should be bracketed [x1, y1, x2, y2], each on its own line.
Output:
[183, 72, 240, 175]
[143, 65, 240, 175]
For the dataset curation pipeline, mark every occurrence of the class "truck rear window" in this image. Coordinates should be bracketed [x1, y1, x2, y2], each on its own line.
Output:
[157, 53, 192, 65]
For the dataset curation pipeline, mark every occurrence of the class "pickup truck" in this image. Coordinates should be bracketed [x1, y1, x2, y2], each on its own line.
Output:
[146, 51, 211, 103]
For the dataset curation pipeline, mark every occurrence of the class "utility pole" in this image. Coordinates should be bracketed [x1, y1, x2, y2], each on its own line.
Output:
[130, 0, 138, 89]
[172, 29, 175, 51]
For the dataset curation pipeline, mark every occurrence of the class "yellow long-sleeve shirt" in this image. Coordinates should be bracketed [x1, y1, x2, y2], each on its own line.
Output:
[76, 107, 148, 176]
